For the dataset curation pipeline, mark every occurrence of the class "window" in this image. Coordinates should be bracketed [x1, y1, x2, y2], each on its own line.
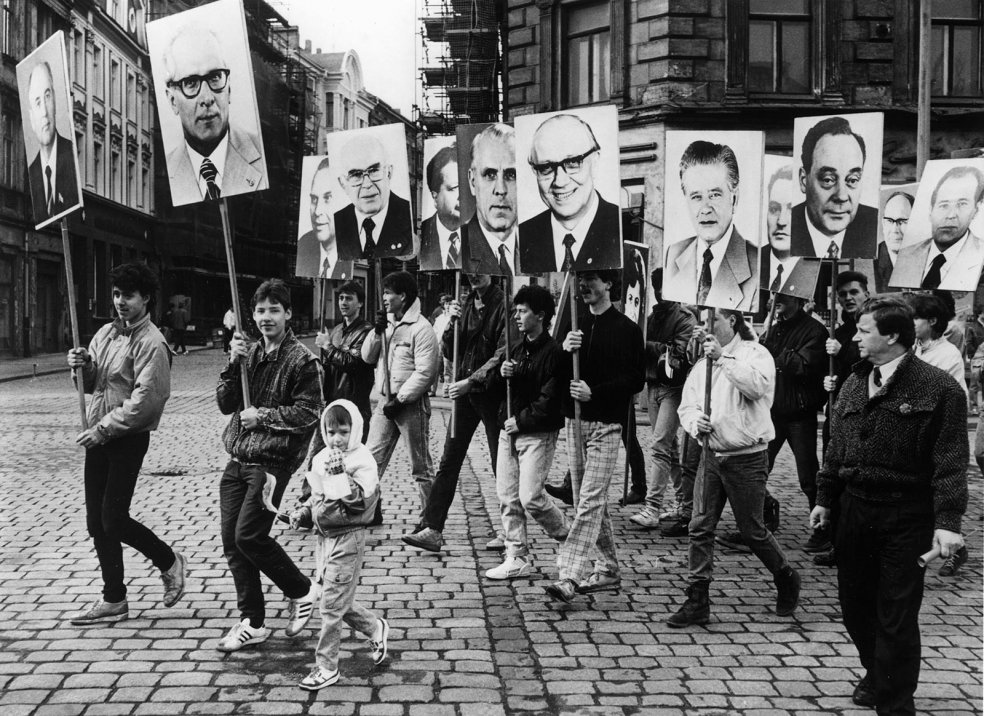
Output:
[92, 45, 103, 95]
[325, 93, 333, 128]
[93, 140, 103, 191]
[126, 71, 136, 119]
[2, 0, 12, 56]
[932, 0, 983, 97]
[1, 112, 16, 187]
[141, 165, 148, 208]
[564, 2, 610, 106]
[110, 58, 121, 110]
[111, 148, 121, 201]
[127, 159, 135, 206]
[73, 30, 85, 88]
[748, 0, 811, 93]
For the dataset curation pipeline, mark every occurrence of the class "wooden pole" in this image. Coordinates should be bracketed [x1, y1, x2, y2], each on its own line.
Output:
[622, 404, 633, 503]
[318, 272, 329, 333]
[450, 271, 462, 438]
[219, 199, 250, 408]
[828, 259, 837, 377]
[61, 219, 87, 430]
[917, 0, 932, 180]
[551, 271, 572, 340]
[568, 270, 584, 461]
[374, 260, 392, 402]
[503, 275, 514, 419]
[700, 310, 716, 481]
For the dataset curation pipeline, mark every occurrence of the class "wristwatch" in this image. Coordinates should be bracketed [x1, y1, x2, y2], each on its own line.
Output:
[256, 407, 272, 425]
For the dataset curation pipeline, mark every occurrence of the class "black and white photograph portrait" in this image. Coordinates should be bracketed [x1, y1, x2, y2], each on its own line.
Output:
[16, 31, 83, 230]
[890, 159, 984, 292]
[327, 124, 414, 261]
[418, 136, 461, 272]
[874, 182, 918, 292]
[622, 241, 649, 327]
[294, 155, 355, 280]
[789, 112, 884, 260]
[147, 0, 268, 207]
[515, 105, 622, 274]
[662, 131, 763, 311]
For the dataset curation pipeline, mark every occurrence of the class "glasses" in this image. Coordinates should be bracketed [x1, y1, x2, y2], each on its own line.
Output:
[882, 217, 908, 228]
[345, 164, 386, 187]
[167, 69, 230, 99]
[530, 147, 598, 180]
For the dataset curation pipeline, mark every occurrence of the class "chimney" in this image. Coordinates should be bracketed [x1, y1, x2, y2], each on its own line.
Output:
[316, 48, 322, 54]
[305, 39, 311, 52]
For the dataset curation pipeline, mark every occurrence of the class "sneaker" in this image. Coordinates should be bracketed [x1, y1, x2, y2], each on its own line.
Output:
[161, 551, 187, 608]
[70, 599, 128, 625]
[660, 517, 690, 538]
[803, 526, 832, 553]
[629, 504, 661, 529]
[369, 618, 390, 665]
[485, 555, 534, 580]
[575, 571, 621, 594]
[659, 504, 681, 520]
[217, 618, 270, 652]
[485, 533, 505, 551]
[813, 548, 836, 567]
[716, 531, 749, 551]
[298, 666, 339, 691]
[285, 584, 317, 637]
[544, 578, 578, 604]
[401, 527, 444, 553]
[939, 546, 969, 577]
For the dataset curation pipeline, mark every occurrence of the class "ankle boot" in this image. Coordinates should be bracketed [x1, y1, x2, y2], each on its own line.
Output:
[666, 582, 710, 628]
[774, 565, 801, 616]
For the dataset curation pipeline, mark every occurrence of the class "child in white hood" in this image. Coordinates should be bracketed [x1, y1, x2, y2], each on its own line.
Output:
[289, 399, 389, 690]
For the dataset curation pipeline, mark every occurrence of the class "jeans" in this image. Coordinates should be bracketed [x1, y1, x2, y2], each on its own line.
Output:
[84, 432, 175, 603]
[419, 392, 499, 531]
[676, 429, 699, 519]
[366, 396, 435, 517]
[495, 431, 568, 557]
[644, 384, 683, 508]
[315, 529, 378, 673]
[767, 411, 820, 510]
[688, 449, 789, 584]
[220, 461, 311, 627]
[836, 492, 934, 716]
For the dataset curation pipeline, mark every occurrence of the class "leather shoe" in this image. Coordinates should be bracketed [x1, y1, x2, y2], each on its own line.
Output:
[544, 481, 573, 505]
[852, 674, 877, 707]
[619, 489, 645, 506]
[575, 572, 621, 594]
[544, 579, 577, 603]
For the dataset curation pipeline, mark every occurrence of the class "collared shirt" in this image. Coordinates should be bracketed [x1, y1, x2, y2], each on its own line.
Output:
[436, 217, 460, 266]
[185, 134, 229, 199]
[696, 223, 735, 285]
[355, 201, 390, 252]
[922, 231, 970, 285]
[806, 212, 847, 258]
[768, 251, 799, 291]
[480, 222, 517, 275]
[869, 352, 905, 396]
[318, 242, 340, 276]
[550, 190, 599, 271]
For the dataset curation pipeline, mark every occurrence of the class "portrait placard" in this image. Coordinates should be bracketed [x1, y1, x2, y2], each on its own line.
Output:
[889, 159, 984, 292]
[294, 155, 355, 280]
[16, 31, 84, 230]
[515, 106, 622, 274]
[662, 130, 764, 311]
[789, 112, 884, 259]
[147, 0, 268, 207]
[873, 182, 919, 293]
[418, 135, 461, 271]
[622, 241, 649, 329]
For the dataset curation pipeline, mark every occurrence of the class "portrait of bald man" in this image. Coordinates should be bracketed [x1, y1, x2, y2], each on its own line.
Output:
[334, 132, 414, 261]
[517, 113, 621, 274]
[152, 10, 267, 206]
[295, 156, 354, 280]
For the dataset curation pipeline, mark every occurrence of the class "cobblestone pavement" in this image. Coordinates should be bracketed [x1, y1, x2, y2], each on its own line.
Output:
[1, 346, 981, 715]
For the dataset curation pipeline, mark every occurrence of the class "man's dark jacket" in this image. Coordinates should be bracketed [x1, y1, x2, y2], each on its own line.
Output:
[645, 301, 696, 388]
[789, 203, 879, 259]
[442, 282, 507, 392]
[762, 308, 829, 417]
[28, 133, 80, 224]
[335, 193, 413, 260]
[489, 332, 568, 433]
[320, 317, 374, 420]
[831, 311, 861, 401]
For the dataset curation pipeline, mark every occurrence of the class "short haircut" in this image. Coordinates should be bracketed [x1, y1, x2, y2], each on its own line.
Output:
[439, 293, 452, 303]
[323, 404, 353, 429]
[930, 289, 956, 321]
[768, 165, 793, 197]
[30, 61, 55, 95]
[624, 249, 645, 288]
[835, 270, 869, 292]
[884, 190, 915, 211]
[650, 267, 663, 293]
[527, 114, 600, 164]
[426, 144, 457, 193]
[513, 284, 556, 329]
[108, 262, 159, 309]
[252, 278, 291, 311]
[859, 294, 915, 349]
[931, 165, 984, 206]
[578, 268, 621, 297]
[336, 280, 365, 305]
[679, 140, 740, 192]
[718, 308, 755, 341]
[471, 123, 514, 165]
[162, 26, 225, 83]
[907, 293, 952, 339]
[800, 116, 866, 173]
[381, 271, 418, 306]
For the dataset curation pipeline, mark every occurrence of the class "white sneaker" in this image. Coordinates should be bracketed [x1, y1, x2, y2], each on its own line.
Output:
[485, 555, 534, 580]
[285, 584, 317, 637]
[298, 666, 339, 691]
[216, 618, 270, 652]
[369, 617, 390, 665]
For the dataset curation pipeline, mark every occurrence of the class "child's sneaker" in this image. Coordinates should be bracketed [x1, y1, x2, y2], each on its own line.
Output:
[216, 618, 270, 652]
[369, 617, 390, 665]
[485, 555, 534, 580]
[70, 599, 128, 625]
[298, 666, 339, 691]
[285, 584, 317, 637]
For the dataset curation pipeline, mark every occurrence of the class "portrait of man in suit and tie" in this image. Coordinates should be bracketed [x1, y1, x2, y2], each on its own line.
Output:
[516, 108, 622, 274]
[790, 114, 882, 260]
[333, 129, 414, 262]
[418, 141, 461, 272]
[890, 162, 984, 292]
[149, 0, 268, 207]
[16, 33, 82, 229]
[874, 189, 914, 292]
[294, 156, 354, 280]
[663, 138, 760, 311]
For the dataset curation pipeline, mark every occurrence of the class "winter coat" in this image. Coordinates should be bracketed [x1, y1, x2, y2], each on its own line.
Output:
[362, 298, 439, 403]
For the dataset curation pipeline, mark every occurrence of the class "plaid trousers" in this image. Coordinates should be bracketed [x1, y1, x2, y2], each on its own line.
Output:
[558, 419, 622, 583]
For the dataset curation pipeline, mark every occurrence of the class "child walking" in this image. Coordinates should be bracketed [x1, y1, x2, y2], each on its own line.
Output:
[290, 399, 390, 690]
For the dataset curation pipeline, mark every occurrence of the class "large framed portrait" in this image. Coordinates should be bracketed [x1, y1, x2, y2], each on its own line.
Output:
[873, 182, 919, 293]
[294, 155, 355, 280]
[418, 135, 461, 272]
[16, 31, 83, 230]
[147, 0, 268, 207]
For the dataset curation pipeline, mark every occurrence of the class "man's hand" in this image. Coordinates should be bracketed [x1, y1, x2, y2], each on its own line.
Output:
[933, 528, 964, 558]
[229, 332, 252, 363]
[314, 331, 332, 350]
[563, 330, 583, 353]
[448, 379, 472, 399]
[823, 375, 838, 393]
[76, 426, 108, 449]
[825, 338, 842, 356]
[693, 412, 713, 435]
[67, 347, 89, 369]
[691, 325, 707, 344]
[810, 505, 831, 531]
[382, 397, 405, 421]
[504, 416, 519, 435]
[501, 359, 516, 378]
[373, 309, 388, 335]
[240, 406, 261, 430]
[446, 300, 462, 321]
[703, 335, 723, 362]
[569, 379, 591, 402]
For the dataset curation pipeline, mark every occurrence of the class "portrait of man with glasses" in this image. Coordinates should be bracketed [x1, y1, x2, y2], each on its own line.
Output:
[516, 109, 622, 274]
[149, 2, 268, 207]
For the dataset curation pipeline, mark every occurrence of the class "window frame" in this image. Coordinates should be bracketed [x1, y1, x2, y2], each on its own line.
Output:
[930, 0, 983, 98]
[562, 2, 612, 107]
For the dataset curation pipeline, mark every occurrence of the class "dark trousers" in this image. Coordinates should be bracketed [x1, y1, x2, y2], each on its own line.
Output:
[222, 327, 234, 352]
[420, 392, 499, 532]
[172, 328, 187, 353]
[836, 492, 934, 716]
[84, 432, 175, 603]
[220, 460, 311, 627]
[767, 411, 819, 509]
[623, 412, 646, 493]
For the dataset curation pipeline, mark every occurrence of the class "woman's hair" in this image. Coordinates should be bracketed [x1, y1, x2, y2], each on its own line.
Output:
[108, 262, 159, 310]
[323, 404, 352, 429]
[907, 293, 952, 339]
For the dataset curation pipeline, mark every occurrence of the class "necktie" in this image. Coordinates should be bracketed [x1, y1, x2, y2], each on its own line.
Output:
[921, 254, 946, 289]
[45, 165, 53, 214]
[826, 240, 840, 261]
[561, 234, 576, 273]
[770, 263, 784, 293]
[446, 232, 459, 270]
[200, 158, 221, 200]
[873, 366, 882, 388]
[498, 243, 512, 277]
[362, 218, 376, 261]
[321, 257, 331, 278]
[697, 248, 713, 306]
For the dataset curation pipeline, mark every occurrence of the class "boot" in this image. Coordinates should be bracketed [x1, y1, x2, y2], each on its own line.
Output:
[666, 582, 710, 628]
[774, 565, 801, 616]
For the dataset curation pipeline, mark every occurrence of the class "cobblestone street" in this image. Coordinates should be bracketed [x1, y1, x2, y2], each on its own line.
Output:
[1, 345, 981, 715]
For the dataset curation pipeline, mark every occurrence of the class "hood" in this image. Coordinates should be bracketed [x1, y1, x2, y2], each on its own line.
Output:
[321, 398, 364, 452]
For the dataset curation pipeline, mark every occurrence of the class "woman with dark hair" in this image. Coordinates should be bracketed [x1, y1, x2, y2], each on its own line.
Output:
[623, 249, 646, 324]
[908, 293, 967, 393]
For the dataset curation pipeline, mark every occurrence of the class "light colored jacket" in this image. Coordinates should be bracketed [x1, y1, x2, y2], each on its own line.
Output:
[679, 334, 775, 456]
[76, 313, 171, 437]
[362, 297, 439, 403]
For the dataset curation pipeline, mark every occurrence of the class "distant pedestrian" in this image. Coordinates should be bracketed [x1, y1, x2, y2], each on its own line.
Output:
[432, 294, 454, 393]
[66, 262, 187, 625]
[909, 293, 968, 394]
[169, 300, 190, 355]
[222, 307, 236, 353]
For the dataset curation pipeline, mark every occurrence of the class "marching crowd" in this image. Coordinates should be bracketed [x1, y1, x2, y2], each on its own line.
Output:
[65, 260, 971, 713]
